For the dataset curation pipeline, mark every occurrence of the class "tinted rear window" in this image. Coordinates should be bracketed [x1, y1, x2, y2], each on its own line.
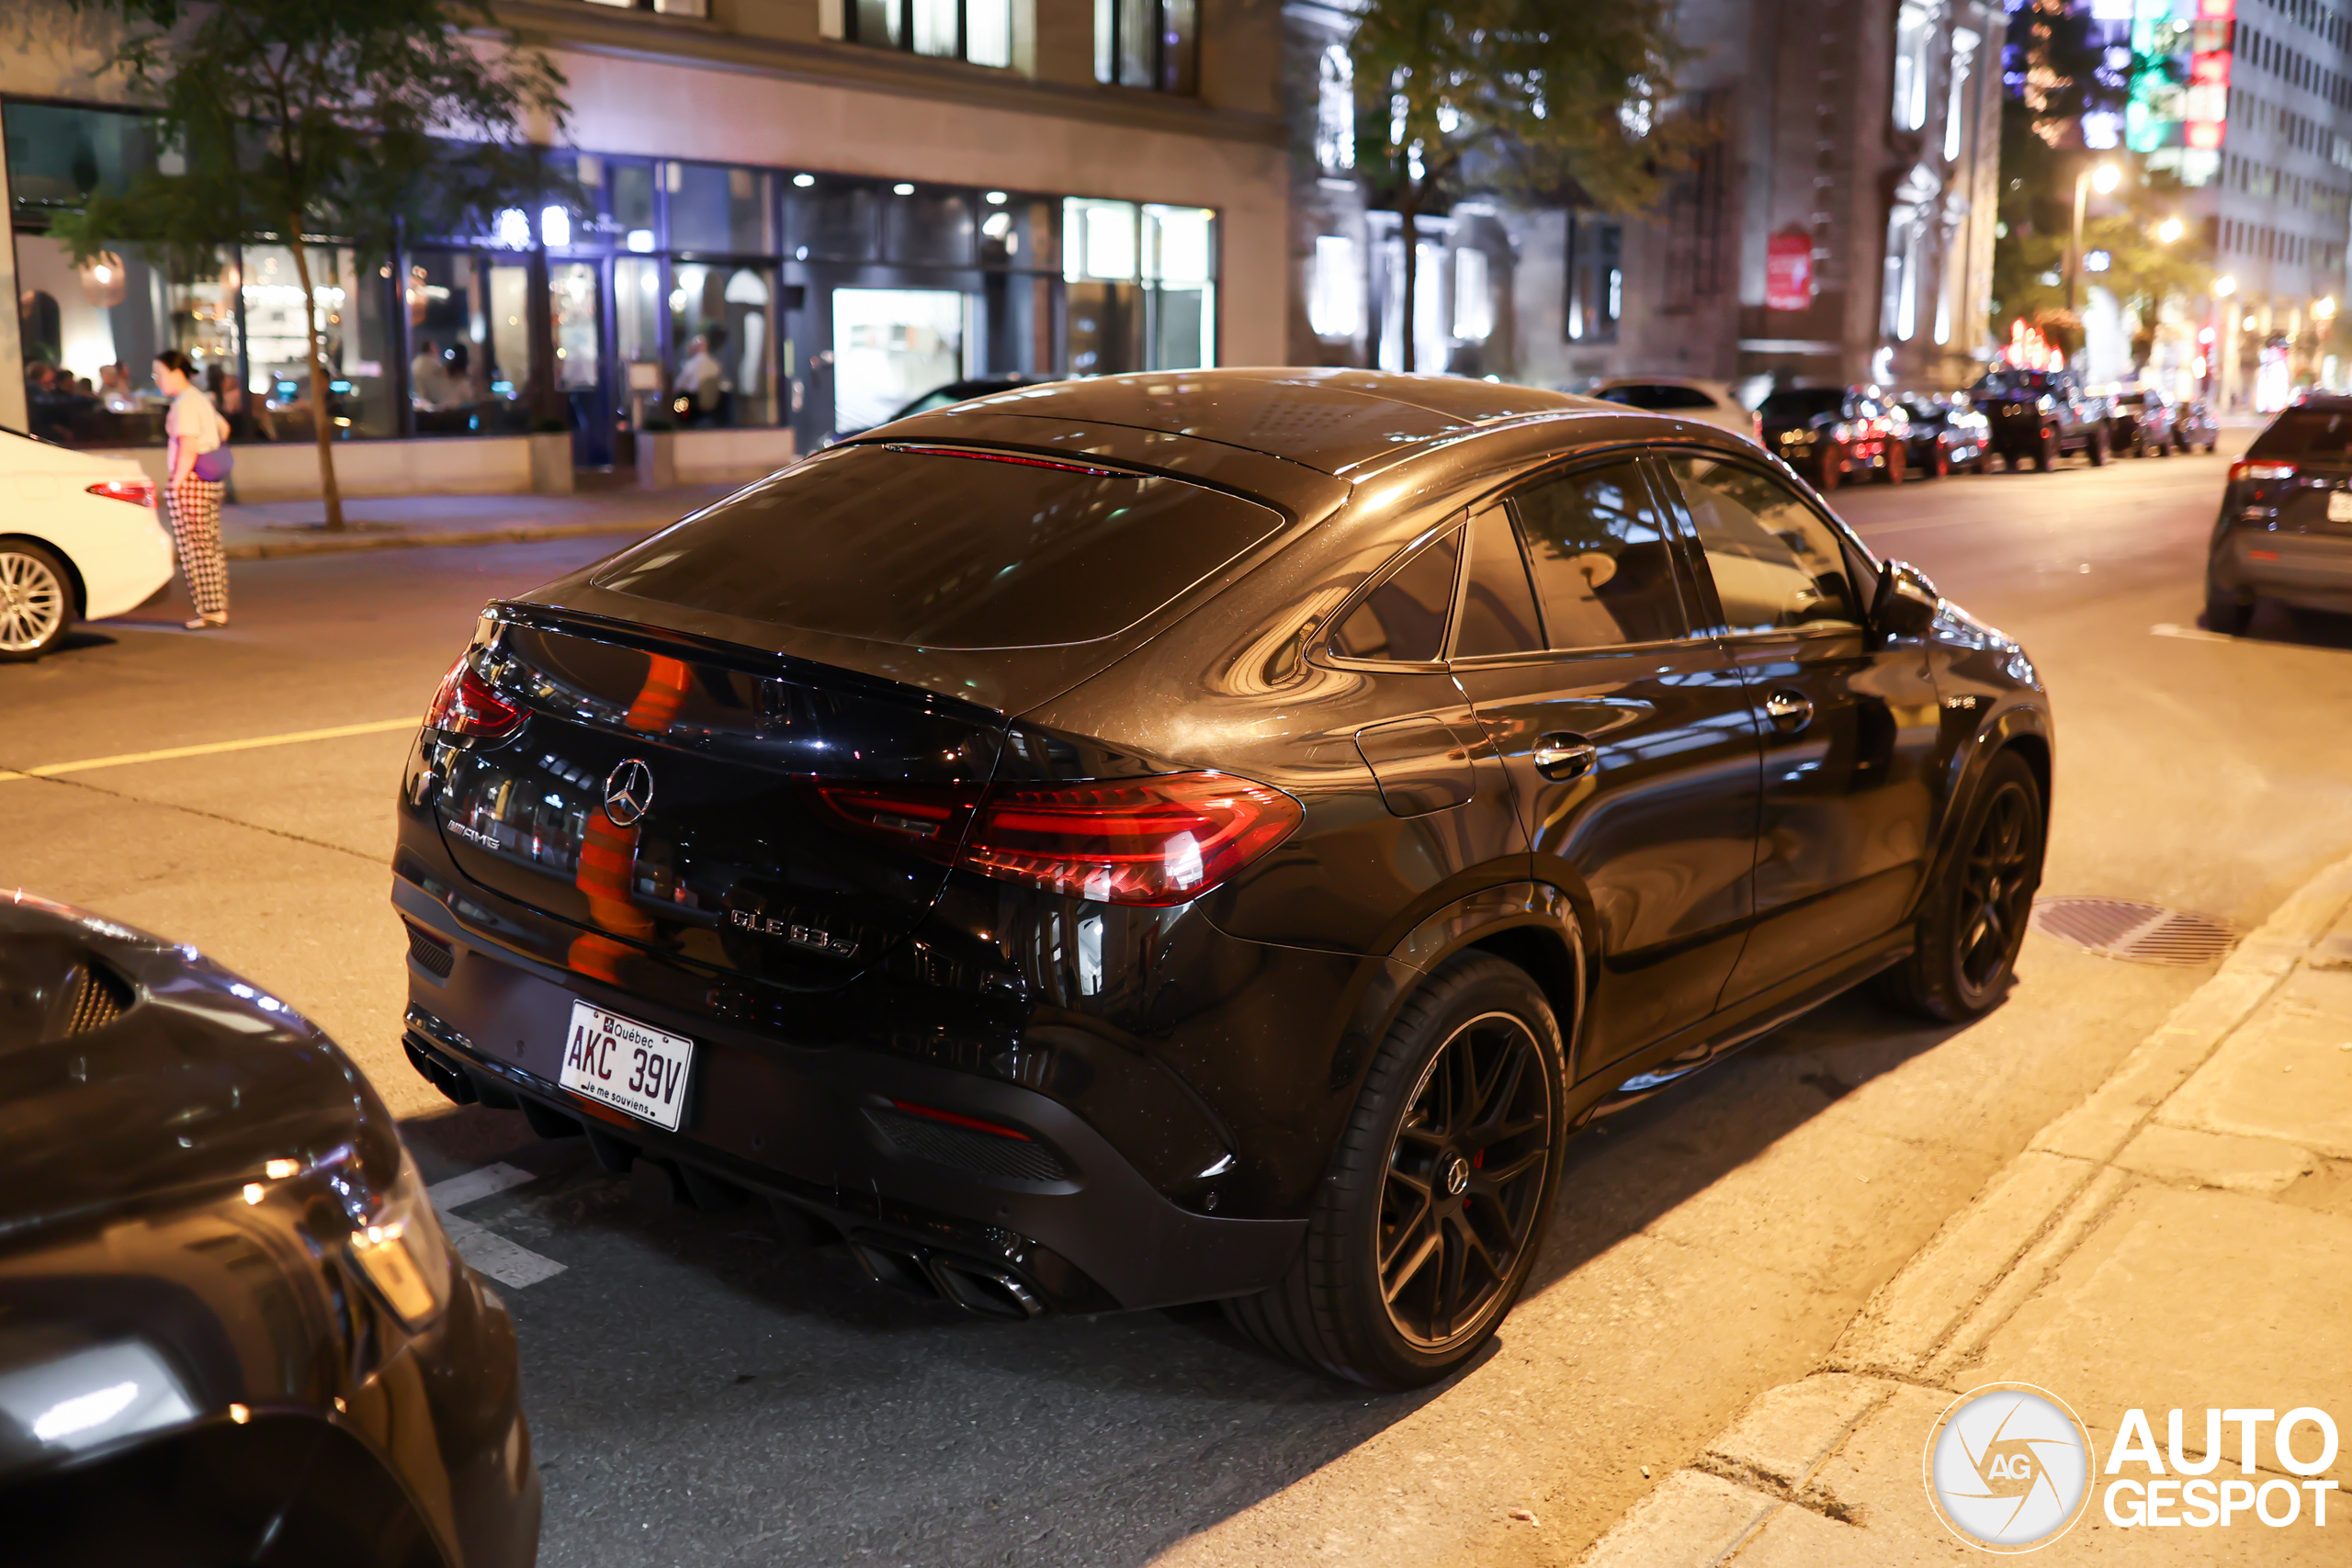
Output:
[592, 445, 1286, 649]
[2248, 410, 2352, 460]
[1758, 389, 1844, 422]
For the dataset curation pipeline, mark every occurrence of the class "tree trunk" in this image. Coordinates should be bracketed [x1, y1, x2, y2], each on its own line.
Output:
[1398, 200, 1419, 374]
[288, 233, 345, 531]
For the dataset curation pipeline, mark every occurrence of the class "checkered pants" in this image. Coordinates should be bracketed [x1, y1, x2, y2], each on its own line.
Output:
[165, 474, 229, 619]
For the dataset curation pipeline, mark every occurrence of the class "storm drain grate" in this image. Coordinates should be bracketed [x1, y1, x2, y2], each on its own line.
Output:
[2030, 897, 2241, 965]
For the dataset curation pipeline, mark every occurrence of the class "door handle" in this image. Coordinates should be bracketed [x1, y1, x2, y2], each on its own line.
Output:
[1532, 733, 1600, 780]
[1764, 689, 1814, 732]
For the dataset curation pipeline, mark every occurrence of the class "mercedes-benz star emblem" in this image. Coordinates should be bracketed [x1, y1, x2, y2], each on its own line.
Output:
[604, 759, 655, 828]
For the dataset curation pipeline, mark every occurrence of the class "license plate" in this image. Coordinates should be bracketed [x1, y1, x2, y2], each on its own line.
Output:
[559, 1000, 694, 1130]
[2327, 491, 2352, 523]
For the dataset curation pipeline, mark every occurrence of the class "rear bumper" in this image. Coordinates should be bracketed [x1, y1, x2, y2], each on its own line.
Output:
[2220, 531, 2352, 609]
[393, 880, 1306, 1314]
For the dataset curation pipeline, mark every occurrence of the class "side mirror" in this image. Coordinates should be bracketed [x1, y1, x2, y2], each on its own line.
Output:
[1872, 559, 1939, 639]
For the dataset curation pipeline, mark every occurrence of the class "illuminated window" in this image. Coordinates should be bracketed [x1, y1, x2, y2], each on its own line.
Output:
[1317, 45, 1355, 172]
[1095, 0, 1197, 93]
[845, 0, 1011, 66]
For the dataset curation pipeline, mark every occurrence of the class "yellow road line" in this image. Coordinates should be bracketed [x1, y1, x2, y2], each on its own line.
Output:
[0, 718, 418, 783]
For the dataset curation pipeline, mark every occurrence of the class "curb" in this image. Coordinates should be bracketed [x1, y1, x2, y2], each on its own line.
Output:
[1573, 847, 2352, 1565]
[223, 519, 668, 560]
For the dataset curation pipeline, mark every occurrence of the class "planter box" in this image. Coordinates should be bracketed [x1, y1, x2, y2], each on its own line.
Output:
[527, 431, 574, 495]
[92, 435, 541, 502]
[671, 427, 797, 488]
[637, 430, 678, 491]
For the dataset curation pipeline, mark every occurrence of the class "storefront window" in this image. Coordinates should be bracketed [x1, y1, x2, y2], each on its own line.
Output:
[667, 164, 775, 254]
[241, 244, 393, 440]
[1065, 198, 1141, 377]
[16, 234, 237, 447]
[884, 187, 975, 268]
[405, 249, 531, 436]
[612, 161, 658, 251]
[832, 288, 966, 432]
[669, 264, 777, 427]
[978, 193, 1056, 270]
[786, 176, 878, 263]
[616, 254, 662, 429]
[1144, 204, 1215, 369]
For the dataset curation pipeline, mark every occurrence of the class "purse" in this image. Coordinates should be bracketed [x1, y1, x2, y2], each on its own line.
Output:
[192, 446, 234, 483]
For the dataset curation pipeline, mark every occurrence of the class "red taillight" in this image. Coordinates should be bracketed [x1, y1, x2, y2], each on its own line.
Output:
[887, 1099, 1034, 1141]
[423, 654, 525, 740]
[882, 443, 1123, 477]
[2231, 460, 2298, 482]
[86, 478, 156, 509]
[822, 770, 1302, 907]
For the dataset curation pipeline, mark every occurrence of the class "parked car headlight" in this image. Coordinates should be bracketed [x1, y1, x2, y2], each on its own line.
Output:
[345, 1148, 456, 1330]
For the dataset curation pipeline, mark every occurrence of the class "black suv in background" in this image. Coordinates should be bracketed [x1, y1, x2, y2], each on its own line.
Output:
[1970, 368, 2111, 470]
[1756, 385, 1911, 489]
[2207, 394, 2352, 632]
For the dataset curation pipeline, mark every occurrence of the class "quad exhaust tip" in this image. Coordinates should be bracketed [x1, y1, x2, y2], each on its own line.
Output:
[848, 1239, 1045, 1320]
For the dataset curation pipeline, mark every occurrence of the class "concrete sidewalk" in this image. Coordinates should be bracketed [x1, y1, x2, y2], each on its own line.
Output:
[1580, 852, 2352, 1564]
[217, 485, 736, 560]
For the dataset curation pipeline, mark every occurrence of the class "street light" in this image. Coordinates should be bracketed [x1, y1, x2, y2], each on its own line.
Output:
[2215, 274, 2238, 298]
[2319, 297, 2339, 320]
[2068, 161, 2123, 316]
[2156, 215, 2186, 244]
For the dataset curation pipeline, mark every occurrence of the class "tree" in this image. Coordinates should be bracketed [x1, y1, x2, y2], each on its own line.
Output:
[55, 0, 572, 529]
[1349, 0, 1703, 371]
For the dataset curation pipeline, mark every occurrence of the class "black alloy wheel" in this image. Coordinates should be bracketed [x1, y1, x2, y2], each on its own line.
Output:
[1223, 953, 1566, 1389]
[1376, 1010, 1554, 1351]
[2088, 428, 2109, 467]
[1875, 752, 2044, 1022]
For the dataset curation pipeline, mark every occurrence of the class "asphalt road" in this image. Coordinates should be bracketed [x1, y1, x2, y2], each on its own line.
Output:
[7, 434, 2352, 1568]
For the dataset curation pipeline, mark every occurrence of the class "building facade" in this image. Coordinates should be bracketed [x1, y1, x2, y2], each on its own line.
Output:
[1284, 0, 2007, 396]
[3, 0, 1285, 495]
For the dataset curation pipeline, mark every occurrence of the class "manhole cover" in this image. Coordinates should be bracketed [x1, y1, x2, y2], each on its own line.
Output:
[2030, 897, 2241, 965]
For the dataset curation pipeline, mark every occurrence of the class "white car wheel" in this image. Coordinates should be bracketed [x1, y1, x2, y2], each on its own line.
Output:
[0, 542, 74, 660]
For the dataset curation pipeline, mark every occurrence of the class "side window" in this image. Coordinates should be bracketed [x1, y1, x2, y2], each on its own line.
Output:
[1662, 455, 1863, 633]
[1329, 528, 1461, 663]
[1452, 506, 1544, 658]
[1508, 462, 1691, 649]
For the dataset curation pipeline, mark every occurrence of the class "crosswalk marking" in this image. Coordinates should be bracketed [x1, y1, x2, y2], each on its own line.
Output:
[428, 1161, 568, 1290]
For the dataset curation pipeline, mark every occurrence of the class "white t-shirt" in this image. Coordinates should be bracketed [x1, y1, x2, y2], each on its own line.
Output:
[167, 386, 226, 456]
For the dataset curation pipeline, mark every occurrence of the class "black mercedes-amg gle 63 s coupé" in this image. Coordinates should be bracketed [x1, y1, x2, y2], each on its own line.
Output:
[393, 369, 2051, 1388]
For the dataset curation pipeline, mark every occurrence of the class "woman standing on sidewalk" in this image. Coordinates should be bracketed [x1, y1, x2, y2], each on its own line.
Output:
[154, 350, 232, 630]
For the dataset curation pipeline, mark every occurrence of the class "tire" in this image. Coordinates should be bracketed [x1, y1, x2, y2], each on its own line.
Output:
[1883, 444, 1906, 485]
[2087, 428, 2109, 467]
[2206, 439, 2218, 454]
[1874, 752, 2045, 1023]
[1929, 445, 1951, 479]
[2034, 434, 2055, 472]
[0, 539, 74, 661]
[2205, 580, 2254, 635]
[1814, 446, 1841, 493]
[1222, 953, 1567, 1389]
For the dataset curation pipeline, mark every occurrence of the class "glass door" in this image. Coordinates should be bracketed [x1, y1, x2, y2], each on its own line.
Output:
[551, 260, 610, 467]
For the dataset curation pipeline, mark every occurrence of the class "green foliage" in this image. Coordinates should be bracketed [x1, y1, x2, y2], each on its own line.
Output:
[1346, 0, 1704, 367]
[51, 0, 576, 525]
[51, 0, 574, 267]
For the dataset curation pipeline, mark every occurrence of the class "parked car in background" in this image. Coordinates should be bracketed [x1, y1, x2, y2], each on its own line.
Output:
[1895, 393, 1990, 477]
[0, 893, 539, 1568]
[1, 425, 175, 660]
[885, 375, 1053, 423]
[1968, 367, 2111, 470]
[1588, 377, 1761, 443]
[2175, 397, 2221, 454]
[1756, 385, 1910, 489]
[2107, 387, 2177, 458]
[2205, 394, 2352, 633]
[394, 368, 2051, 1388]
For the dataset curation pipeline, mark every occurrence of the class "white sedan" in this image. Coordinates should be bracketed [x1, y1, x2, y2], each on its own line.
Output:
[1588, 377, 1763, 444]
[1, 427, 175, 660]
